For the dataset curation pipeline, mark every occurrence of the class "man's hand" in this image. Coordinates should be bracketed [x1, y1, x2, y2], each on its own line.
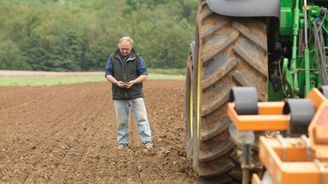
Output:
[125, 80, 135, 89]
[116, 81, 126, 88]
[114, 80, 137, 88]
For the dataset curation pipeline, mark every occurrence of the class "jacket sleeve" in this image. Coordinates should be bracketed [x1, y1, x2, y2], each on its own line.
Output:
[104, 56, 113, 77]
[137, 56, 148, 75]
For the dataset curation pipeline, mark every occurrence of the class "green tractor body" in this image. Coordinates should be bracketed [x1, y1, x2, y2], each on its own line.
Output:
[186, 0, 328, 182]
[271, 0, 328, 99]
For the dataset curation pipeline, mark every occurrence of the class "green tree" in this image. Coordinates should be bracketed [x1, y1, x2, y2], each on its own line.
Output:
[47, 32, 84, 71]
[21, 35, 48, 70]
[0, 0, 197, 71]
[0, 39, 30, 70]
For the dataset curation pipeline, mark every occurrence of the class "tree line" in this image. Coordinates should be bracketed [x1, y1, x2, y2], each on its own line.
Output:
[0, 0, 197, 71]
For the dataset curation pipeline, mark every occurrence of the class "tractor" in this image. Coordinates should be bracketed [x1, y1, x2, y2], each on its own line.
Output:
[185, 0, 328, 183]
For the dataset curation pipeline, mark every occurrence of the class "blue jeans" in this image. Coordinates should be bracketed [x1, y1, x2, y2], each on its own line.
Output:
[113, 97, 152, 146]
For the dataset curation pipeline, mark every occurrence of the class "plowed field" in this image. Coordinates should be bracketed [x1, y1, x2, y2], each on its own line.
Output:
[0, 81, 196, 183]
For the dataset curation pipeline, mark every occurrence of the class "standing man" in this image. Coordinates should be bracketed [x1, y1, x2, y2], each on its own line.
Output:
[105, 36, 153, 149]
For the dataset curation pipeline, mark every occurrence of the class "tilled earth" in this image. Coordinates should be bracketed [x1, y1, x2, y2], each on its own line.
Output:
[0, 81, 197, 184]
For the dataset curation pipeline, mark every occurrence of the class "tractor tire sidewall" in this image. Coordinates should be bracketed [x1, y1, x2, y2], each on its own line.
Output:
[185, 51, 193, 159]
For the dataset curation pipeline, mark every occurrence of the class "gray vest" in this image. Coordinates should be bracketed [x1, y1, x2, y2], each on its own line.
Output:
[111, 49, 143, 100]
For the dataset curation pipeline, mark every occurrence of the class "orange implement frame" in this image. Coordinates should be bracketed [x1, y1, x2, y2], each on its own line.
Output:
[228, 88, 326, 131]
[228, 88, 328, 184]
[228, 102, 289, 131]
[258, 137, 328, 184]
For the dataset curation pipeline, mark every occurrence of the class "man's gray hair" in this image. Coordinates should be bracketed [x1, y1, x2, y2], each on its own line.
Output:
[118, 36, 134, 47]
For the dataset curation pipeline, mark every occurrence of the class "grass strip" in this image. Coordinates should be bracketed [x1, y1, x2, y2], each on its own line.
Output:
[0, 73, 184, 87]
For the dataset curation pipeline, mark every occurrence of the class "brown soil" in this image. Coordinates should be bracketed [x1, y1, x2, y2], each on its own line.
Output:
[0, 80, 197, 184]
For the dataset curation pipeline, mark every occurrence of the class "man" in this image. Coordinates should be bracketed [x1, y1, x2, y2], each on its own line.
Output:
[105, 36, 153, 149]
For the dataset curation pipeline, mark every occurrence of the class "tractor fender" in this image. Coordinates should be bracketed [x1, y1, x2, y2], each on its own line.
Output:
[206, 0, 280, 18]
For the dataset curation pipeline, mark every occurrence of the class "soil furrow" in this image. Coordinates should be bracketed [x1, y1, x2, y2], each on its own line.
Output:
[0, 81, 196, 184]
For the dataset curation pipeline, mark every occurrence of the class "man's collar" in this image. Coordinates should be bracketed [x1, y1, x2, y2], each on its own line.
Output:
[114, 48, 137, 62]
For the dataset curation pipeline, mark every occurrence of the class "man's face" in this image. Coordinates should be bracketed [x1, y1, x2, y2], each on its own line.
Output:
[119, 40, 132, 57]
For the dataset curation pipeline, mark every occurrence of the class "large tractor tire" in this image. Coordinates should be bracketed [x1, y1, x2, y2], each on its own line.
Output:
[189, 1, 268, 182]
